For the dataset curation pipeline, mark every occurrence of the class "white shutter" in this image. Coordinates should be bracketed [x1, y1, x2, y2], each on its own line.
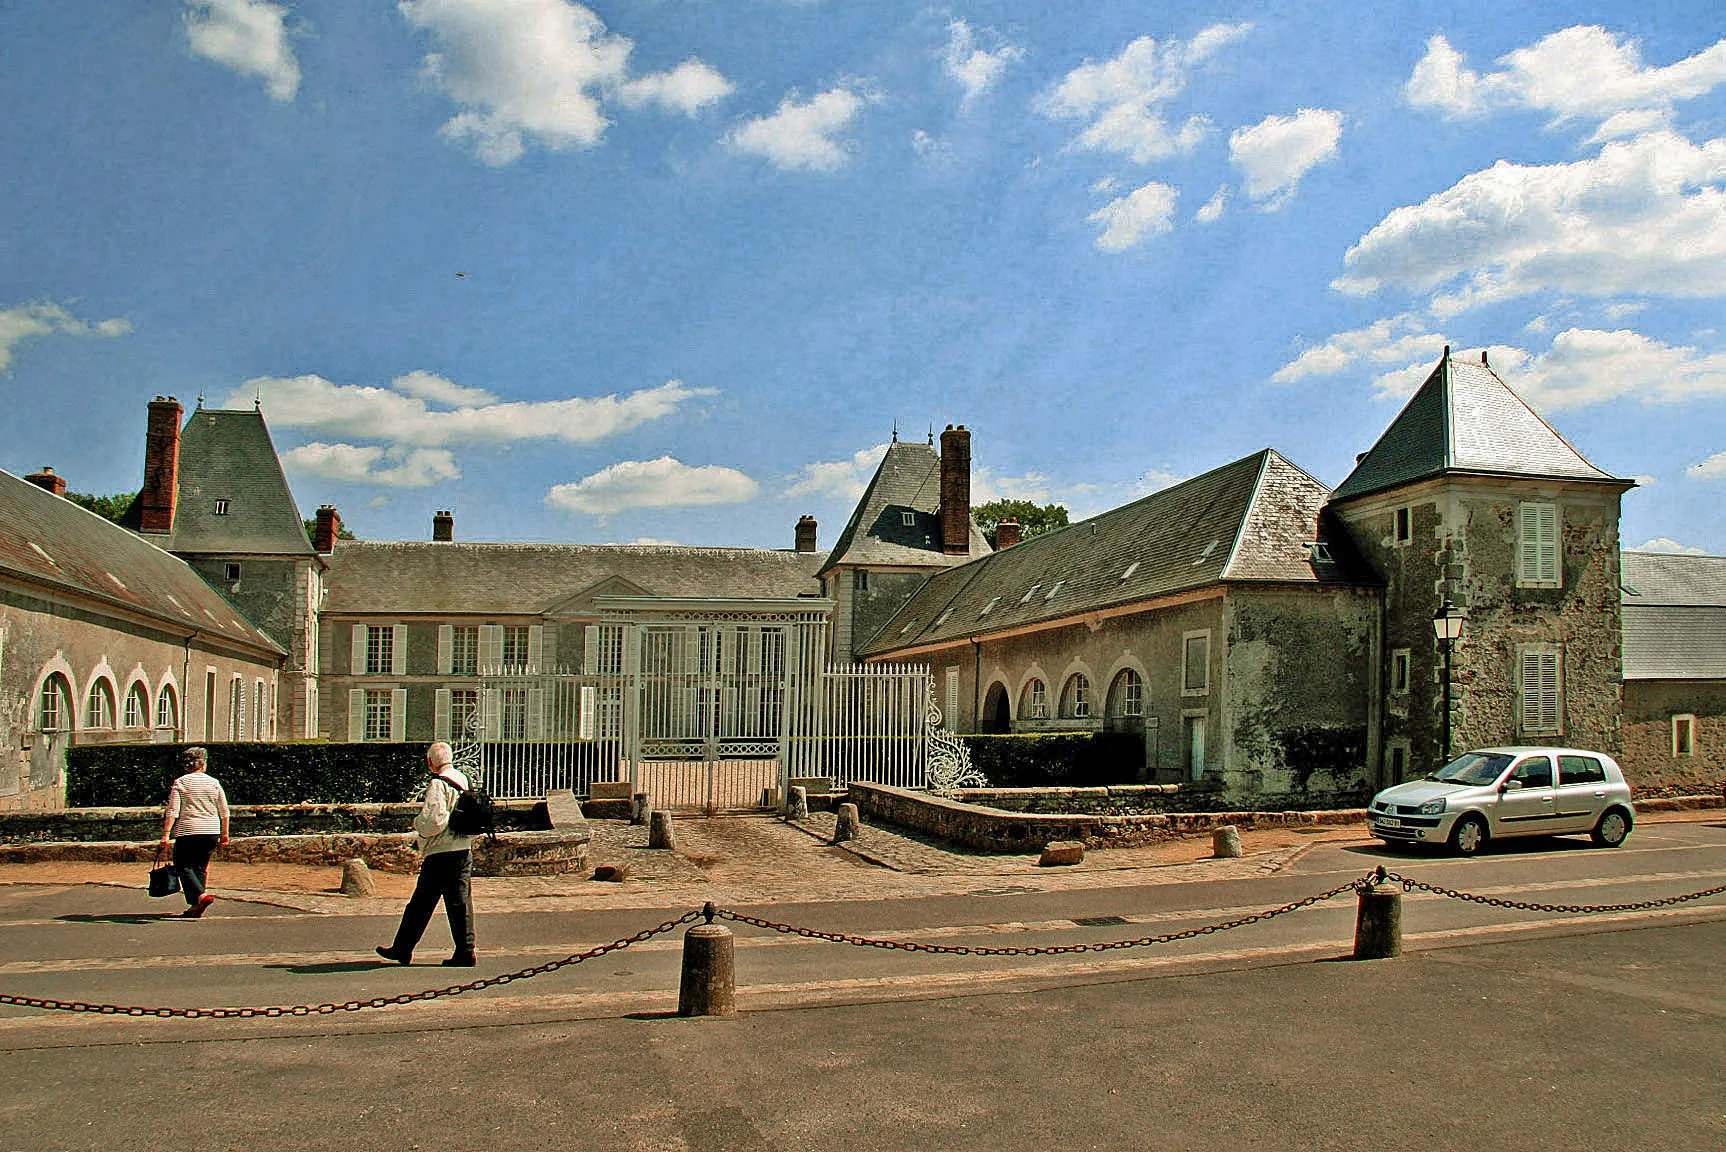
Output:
[526, 687, 546, 740]
[347, 689, 365, 742]
[1520, 651, 1561, 733]
[434, 689, 452, 741]
[437, 626, 453, 675]
[350, 625, 367, 675]
[527, 625, 545, 674]
[583, 625, 600, 675]
[579, 685, 597, 741]
[1519, 503, 1559, 584]
[391, 624, 407, 676]
[389, 688, 407, 741]
[482, 689, 501, 739]
[946, 668, 961, 727]
[479, 626, 503, 674]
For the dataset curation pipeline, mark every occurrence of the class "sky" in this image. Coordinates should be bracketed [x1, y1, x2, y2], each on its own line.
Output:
[3, 1, 1725, 555]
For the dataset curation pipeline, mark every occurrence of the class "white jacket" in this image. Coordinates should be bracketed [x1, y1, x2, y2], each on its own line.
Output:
[414, 768, 476, 857]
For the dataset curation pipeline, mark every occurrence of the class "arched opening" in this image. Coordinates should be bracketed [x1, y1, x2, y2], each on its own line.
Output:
[981, 682, 1011, 732]
[1018, 678, 1048, 720]
[1107, 669, 1144, 722]
[38, 674, 72, 733]
[156, 684, 180, 732]
[123, 681, 150, 729]
[84, 678, 117, 730]
[1060, 673, 1092, 719]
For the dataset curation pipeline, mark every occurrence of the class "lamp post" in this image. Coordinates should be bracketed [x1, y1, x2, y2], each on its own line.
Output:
[1432, 599, 1467, 763]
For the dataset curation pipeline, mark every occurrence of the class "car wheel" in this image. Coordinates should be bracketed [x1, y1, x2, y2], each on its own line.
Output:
[1591, 808, 1632, 847]
[1450, 815, 1488, 856]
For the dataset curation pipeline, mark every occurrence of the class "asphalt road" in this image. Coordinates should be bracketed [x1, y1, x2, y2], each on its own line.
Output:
[2, 819, 1724, 1151]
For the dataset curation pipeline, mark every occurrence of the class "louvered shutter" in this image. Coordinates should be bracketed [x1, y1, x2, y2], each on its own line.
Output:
[583, 625, 599, 674]
[391, 624, 407, 676]
[1519, 503, 1559, 584]
[579, 685, 597, 741]
[540, 625, 557, 674]
[350, 625, 367, 675]
[434, 689, 452, 741]
[526, 687, 546, 740]
[1520, 651, 1561, 733]
[481, 689, 501, 739]
[347, 689, 365, 742]
[479, 626, 503, 674]
[389, 689, 408, 741]
[437, 626, 453, 675]
[527, 626, 545, 674]
[946, 668, 961, 728]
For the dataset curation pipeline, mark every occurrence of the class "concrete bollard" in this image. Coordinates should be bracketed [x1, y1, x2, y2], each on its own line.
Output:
[833, 802, 861, 843]
[631, 793, 651, 826]
[339, 857, 375, 897]
[786, 785, 809, 820]
[678, 904, 736, 1017]
[648, 810, 678, 851]
[1212, 825, 1244, 858]
[1353, 878, 1403, 960]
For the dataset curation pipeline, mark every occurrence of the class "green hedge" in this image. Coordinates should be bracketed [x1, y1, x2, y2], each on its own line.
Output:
[66, 742, 432, 807]
[958, 731, 1144, 788]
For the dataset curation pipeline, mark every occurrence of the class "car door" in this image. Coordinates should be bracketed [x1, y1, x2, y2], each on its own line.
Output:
[1491, 755, 1559, 837]
[1554, 754, 1610, 833]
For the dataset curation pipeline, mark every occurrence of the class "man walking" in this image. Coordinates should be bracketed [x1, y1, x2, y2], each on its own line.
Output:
[376, 742, 477, 967]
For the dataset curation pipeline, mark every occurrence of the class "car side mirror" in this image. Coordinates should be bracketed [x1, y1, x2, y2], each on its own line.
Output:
[1501, 779, 1522, 792]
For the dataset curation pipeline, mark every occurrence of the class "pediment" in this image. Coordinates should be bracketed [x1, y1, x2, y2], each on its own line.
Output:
[544, 574, 655, 618]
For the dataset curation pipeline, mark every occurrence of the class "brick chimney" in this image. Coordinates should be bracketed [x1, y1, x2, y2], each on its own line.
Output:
[795, 514, 818, 553]
[939, 424, 971, 555]
[995, 518, 1022, 549]
[24, 467, 67, 497]
[313, 505, 341, 554]
[433, 509, 454, 542]
[138, 396, 183, 533]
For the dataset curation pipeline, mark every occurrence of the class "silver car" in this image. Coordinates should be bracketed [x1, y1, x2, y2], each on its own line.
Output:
[1368, 746, 1635, 856]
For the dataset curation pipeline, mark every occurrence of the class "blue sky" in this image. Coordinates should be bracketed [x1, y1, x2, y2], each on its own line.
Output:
[3, 1, 1725, 554]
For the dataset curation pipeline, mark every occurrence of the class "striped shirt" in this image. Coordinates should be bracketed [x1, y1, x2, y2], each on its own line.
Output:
[165, 772, 229, 837]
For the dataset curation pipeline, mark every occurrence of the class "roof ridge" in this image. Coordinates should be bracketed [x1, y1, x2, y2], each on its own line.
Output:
[1219, 449, 1275, 580]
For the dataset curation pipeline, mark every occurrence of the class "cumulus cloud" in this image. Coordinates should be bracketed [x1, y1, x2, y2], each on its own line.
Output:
[281, 443, 461, 488]
[1273, 313, 1448, 384]
[399, 0, 730, 165]
[389, 369, 499, 408]
[184, 0, 301, 102]
[1634, 537, 1710, 554]
[942, 20, 1023, 106]
[1195, 185, 1229, 223]
[0, 301, 132, 372]
[1688, 453, 1726, 480]
[1088, 181, 1178, 251]
[1406, 26, 1726, 125]
[1228, 108, 1343, 205]
[783, 443, 889, 500]
[546, 457, 760, 516]
[1038, 24, 1251, 163]
[726, 87, 863, 171]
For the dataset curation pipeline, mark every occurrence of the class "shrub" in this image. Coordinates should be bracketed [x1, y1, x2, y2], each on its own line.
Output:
[958, 731, 1144, 787]
[66, 742, 432, 807]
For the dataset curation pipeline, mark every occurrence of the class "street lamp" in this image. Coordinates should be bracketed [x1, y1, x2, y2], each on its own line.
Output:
[1432, 599, 1467, 763]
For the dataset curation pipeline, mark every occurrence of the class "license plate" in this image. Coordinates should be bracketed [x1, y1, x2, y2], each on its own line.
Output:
[1376, 816, 1401, 828]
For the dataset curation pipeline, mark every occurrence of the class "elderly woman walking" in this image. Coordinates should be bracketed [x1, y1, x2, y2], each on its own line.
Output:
[160, 746, 230, 918]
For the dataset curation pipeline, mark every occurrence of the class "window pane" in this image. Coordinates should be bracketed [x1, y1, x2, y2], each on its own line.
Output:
[1183, 636, 1209, 692]
[366, 625, 393, 674]
[450, 627, 479, 676]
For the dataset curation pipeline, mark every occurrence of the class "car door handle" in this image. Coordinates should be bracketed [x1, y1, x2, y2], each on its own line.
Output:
[1593, 791, 1606, 797]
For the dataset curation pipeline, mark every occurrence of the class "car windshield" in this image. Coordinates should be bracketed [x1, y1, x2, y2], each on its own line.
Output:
[1429, 752, 1514, 786]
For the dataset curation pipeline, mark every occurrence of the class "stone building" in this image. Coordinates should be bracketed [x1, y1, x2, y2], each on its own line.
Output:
[1619, 551, 1726, 793]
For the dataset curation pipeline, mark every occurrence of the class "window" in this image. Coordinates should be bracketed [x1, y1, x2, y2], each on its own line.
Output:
[365, 625, 394, 675]
[224, 562, 241, 582]
[501, 626, 531, 669]
[449, 626, 479, 676]
[900, 510, 916, 526]
[254, 681, 267, 740]
[500, 687, 528, 740]
[1182, 631, 1210, 695]
[978, 596, 1000, 618]
[228, 676, 243, 741]
[590, 624, 624, 675]
[1518, 647, 1562, 734]
[1517, 502, 1560, 586]
[1559, 755, 1606, 785]
[213, 499, 230, 515]
[84, 679, 116, 729]
[450, 689, 480, 741]
[1019, 678, 1048, 720]
[1510, 756, 1553, 789]
[1306, 541, 1333, 564]
[1108, 669, 1144, 718]
[1390, 650, 1410, 695]
[1061, 673, 1092, 719]
[123, 683, 149, 728]
[1393, 506, 1412, 545]
[855, 570, 870, 593]
[38, 675, 70, 732]
[1673, 714, 1697, 758]
[363, 689, 393, 741]
[156, 684, 179, 730]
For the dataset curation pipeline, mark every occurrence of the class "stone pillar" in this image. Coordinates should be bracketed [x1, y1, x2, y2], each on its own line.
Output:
[649, 810, 677, 850]
[833, 803, 861, 843]
[631, 793, 651, 826]
[786, 785, 809, 820]
[1212, 825, 1243, 858]
[1353, 880, 1403, 960]
[678, 907, 736, 1017]
[339, 858, 375, 897]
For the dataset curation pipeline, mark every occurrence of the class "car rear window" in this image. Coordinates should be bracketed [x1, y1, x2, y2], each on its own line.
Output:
[1559, 755, 1606, 785]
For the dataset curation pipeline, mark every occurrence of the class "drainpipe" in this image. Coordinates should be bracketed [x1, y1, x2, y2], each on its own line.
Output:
[182, 631, 199, 743]
[971, 637, 982, 732]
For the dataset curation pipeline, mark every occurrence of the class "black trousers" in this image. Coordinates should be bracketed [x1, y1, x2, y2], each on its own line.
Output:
[389, 850, 474, 958]
[171, 834, 220, 906]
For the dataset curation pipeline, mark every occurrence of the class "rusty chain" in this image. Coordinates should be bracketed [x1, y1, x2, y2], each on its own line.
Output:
[1376, 869, 1726, 914]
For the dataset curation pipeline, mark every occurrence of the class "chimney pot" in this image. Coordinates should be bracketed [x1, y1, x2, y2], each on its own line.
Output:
[24, 467, 67, 497]
[795, 514, 818, 553]
[433, 509, 454, 542]
[138, 396, 185, 533]
[313, 505, 342, 554]
[938, 424, 972, 556]
[995, 518, 1022, 549]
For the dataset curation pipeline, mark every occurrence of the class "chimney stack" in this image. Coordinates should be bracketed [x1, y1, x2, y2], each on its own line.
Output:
[138, 396, 183, 533]
[433, 509, 454, 542]
[995, 518, 1022, 549]
[939, 424, 971, 556]
[313, 505, 342, 554]
[24, 467, 67, 497]
[795, 514, 818, 553]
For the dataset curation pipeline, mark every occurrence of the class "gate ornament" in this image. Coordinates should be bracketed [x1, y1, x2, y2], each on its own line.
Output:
[924, 678, 985, 794]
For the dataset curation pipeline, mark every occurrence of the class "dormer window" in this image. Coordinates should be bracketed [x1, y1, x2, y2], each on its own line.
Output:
[1120, 562, 1139, 581]
[1020, 584, 1041, 604]
[213, 499, 230, 515]
[1044, 580, 1065, 601]
[979, 596, 1000, 618]
[900, 510, 916, 526]
[1306, 541, 1334, 564]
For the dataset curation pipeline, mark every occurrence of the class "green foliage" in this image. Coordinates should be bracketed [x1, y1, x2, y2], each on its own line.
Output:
[67, 491, 135, 523]
[958, 731, 1143, 787]
[66, 742, 431, 807]
[303, 518, 358, 541]
[972, 499, 1069, 547]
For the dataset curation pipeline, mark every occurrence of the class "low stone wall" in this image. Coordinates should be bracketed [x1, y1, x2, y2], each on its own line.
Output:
[0, 800, 548, 845]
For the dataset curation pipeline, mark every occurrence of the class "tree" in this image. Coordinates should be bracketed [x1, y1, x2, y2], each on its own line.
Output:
[67, 491, 135, 523]
[973, 499, 1069, 548]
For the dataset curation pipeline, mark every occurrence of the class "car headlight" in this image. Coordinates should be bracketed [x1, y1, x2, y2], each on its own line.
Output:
[1418, 797, 1446, 815]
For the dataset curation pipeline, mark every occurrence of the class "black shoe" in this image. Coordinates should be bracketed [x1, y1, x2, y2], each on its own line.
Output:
[442, 952, 477, 967]
[375, 946, 411, 965]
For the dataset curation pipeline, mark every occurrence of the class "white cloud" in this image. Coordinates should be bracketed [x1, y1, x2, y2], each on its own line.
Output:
[783, 443, 889, 501]
[281, 443, 461, 488]
[546, 457, 759, 516]
[1228, 108, 1343, 205]
[1273, 313, 1448, 384]
[1494, 328, 1726, 410]
[1195, 185, 1229, 223]
[911, 129, 948, 159]
[1688, 452, 1726, 480]
[184, 0, 301, 102]
[628, 536, 678, 546]
[1406, 27, 1726, 125]
[399, 0, 730, 165]
[726, 88, 862, 171]
[0, 301, 131, 372]
[389, 369, 499, 408]
[1635, 537, 1709, 554]
[1038, 24, 1251, 163]
[1088, 181, 1178, 251]
[942, 20, 1023, 106]
[1335, 131, 1726, 312]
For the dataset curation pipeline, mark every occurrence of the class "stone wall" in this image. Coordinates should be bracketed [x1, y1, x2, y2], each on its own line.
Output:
[1621, 680, 1726, 795]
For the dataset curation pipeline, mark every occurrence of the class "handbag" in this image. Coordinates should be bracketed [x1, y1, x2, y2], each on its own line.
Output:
[148, 846, 181, 898]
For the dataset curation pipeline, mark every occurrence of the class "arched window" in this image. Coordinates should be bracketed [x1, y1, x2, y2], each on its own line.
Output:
[85, 679, 117, 729]
[38, 675, 72, 732]
[156, 684, 179, 731]
[1018, 678, 1048, 720]
[1060, 673, 1092, 718]
[123, 682, 150, 728]
[1108, 669, 1144, 718]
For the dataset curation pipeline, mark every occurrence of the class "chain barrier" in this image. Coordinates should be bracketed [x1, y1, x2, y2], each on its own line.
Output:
[1373, 867, 1726, 915]
[0, 910, 701, 1019]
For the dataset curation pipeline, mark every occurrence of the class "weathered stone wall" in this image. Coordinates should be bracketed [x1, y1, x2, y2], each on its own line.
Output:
[1621, 680, 1726, 795]
[849, 570, 934, 660]
[184, 555, 320, 739]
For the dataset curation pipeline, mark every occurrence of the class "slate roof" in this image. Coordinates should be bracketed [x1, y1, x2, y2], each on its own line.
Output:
[0, 468, 284, 654]
[322, 542, 829, 615]
[1621, 551, 1726, 680]
[859, 449, 1373, 657]
[137, 407, 315, 556]
[1331, 354, 1621, 502]
[817, 440, 990, 577]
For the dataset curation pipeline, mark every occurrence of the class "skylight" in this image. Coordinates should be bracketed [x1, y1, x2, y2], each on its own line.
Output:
[1120, 562, 1139, 580]
[934, 608, 954, 627]
[1044, 580, 1064, 601]
[1020, 584, 1041, 603]
[979, 596, 1000, 618]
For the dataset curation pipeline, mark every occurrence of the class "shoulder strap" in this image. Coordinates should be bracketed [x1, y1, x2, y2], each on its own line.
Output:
[435, 774, 467, 794]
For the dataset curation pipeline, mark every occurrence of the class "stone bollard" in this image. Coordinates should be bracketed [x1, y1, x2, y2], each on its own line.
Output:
[833, 802, 861, 844]
[339, 857, 375, 897]
[631, 793, 651, 826]
[1038, 840, 1085, 866]
[1353, 873, 1403, 960]
[786, 785, 809, 820]
[648, 810, 678, 851]
[678, 904, 736, 1017]
[1212, 825, 1244, 859]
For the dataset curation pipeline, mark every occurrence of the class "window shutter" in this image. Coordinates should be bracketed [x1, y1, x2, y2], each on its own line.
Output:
[1519, 503, 1559, 584]
[434, 689, 451, 741]
[579, 685, 597, 741]
[945, 668, 960, 728]
[540, 625, 557, 673]
[526, 687, 546, 740]
[481, 689, 501, 739]
[1520, 651, 1561, 732]
[350, 625, 367, 675]
[479, 626, 503, 674]
[437, 626, 453, 675]
[390, 688, 407, 741]
[347, 689, 365, 743]
[583, 625, 599, 675]
[391, 624, 407, 676]
[525, 625, 544, 674]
